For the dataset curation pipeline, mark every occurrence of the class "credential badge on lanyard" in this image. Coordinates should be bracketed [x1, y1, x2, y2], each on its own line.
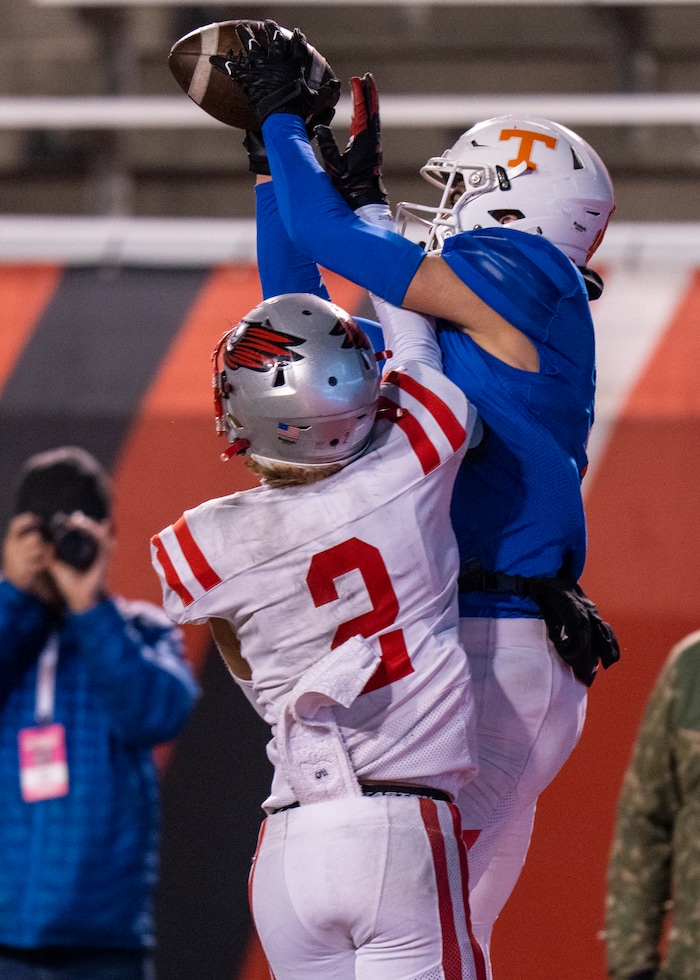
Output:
[18, 635, 69, 802]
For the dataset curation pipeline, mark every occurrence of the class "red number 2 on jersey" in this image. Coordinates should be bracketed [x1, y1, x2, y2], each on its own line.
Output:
[306, 537, 414, 694]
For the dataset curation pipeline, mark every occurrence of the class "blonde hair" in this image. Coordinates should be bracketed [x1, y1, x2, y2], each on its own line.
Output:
[244, 457, 342, 489]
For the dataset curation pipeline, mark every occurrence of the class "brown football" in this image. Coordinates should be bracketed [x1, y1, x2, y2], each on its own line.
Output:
[168, 20, 340, 131]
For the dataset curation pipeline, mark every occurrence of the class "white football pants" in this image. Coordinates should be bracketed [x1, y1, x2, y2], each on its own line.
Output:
[455, 617, 588, 979]
[249, 794, 486, 980]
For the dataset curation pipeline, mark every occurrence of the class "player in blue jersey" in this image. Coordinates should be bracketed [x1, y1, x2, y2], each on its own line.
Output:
[214, 22, 620, 977]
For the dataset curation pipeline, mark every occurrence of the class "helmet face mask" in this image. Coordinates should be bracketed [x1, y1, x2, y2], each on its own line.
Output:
[397, 115, 615, 266]
[212, 294, 380, 468]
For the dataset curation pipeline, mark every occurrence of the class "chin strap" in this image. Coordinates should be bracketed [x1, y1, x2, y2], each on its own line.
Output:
[577, 265, 604, 301]
[220, 439, 251, 462]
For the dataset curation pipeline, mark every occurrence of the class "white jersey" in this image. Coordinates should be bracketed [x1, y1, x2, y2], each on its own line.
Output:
[152, 313, 479, 811]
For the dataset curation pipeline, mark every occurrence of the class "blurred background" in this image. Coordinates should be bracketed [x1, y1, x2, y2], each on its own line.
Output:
[2, 2, 700, 979]
[3, 0, 700, 221]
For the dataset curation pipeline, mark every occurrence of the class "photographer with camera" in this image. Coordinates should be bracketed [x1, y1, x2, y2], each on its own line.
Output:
[0, 446, 199, 980]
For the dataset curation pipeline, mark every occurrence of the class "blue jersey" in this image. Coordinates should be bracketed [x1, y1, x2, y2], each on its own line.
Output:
[438, 229, 595, 616]
[256, 123, 597, 617]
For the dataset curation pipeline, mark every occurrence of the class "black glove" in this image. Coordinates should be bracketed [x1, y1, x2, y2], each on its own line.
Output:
[210, 20, 339, 128]
[527, 577, 620, 687]
[314, 73, 388, 210]
[242, 130, 270, 175]
[457, 558, 620, 688]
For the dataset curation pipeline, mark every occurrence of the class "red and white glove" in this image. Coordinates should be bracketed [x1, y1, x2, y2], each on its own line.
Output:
[315, 73, 389, 211]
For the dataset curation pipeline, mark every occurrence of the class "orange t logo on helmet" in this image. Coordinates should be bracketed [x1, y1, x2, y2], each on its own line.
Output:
[499, 129, 557, 170]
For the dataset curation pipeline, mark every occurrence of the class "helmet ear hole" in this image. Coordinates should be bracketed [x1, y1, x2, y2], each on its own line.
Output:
[489, 209, 526, 224]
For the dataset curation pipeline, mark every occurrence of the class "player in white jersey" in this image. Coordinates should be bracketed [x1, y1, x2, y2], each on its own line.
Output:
[151, 290, 485, 979]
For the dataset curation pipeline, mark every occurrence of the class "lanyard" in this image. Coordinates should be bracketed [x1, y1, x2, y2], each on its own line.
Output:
[34, 635, 59, 726]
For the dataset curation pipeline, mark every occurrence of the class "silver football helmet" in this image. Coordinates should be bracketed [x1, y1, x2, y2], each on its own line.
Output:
[396, 115, 615, 266]
[212, 293, 380, 467]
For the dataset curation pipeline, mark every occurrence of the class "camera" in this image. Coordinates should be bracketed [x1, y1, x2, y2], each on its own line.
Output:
[40, 513, 99, 572]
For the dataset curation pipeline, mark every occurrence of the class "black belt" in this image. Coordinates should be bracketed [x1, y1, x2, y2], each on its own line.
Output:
[458, 558, 535, 597]
[271, 783, 452, 814]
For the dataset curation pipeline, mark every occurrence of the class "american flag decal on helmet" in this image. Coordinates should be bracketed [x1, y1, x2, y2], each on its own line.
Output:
[277, 422, 303, 442]
[224, 319, 306, 372]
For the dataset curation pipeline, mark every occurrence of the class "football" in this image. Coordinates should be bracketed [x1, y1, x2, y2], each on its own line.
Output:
[168, 20, 341, 131]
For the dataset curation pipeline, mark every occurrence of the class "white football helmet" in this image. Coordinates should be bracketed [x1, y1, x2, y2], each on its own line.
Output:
[212, 293, 380, 467]
[396, 115, 615, 266]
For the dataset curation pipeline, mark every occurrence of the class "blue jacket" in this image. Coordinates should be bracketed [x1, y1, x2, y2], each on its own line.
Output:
[0, 580, 199, 950]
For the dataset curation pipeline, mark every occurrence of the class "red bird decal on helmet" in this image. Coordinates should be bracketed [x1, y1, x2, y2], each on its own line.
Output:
[330, 315, 372, 351]
[224, 319, 306, 372]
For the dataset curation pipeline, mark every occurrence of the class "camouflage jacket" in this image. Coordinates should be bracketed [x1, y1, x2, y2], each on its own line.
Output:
[605, 631, 700, 980]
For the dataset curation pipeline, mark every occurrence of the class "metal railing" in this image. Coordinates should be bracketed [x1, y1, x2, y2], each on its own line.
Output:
[2, 93, 700, 129]
[0, 215, 697, 266]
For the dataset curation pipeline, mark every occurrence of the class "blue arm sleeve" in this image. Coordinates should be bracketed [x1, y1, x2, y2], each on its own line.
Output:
[256, 181, 388, 360]
[262, 114, 424, 306]
[255, 181, 330, 300]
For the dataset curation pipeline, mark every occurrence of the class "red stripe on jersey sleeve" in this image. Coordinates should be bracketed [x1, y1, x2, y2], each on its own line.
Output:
[378, 394, 440, 474]
[384, 369, 466, 450]
[151, 533, 195, 608]
[173, 516, 223, 592]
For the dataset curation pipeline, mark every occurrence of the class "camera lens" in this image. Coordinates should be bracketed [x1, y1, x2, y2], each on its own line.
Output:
[53, 526, 99, 571]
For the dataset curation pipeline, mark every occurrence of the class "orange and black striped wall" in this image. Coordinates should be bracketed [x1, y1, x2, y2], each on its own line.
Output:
[4, 261, 700, 980]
